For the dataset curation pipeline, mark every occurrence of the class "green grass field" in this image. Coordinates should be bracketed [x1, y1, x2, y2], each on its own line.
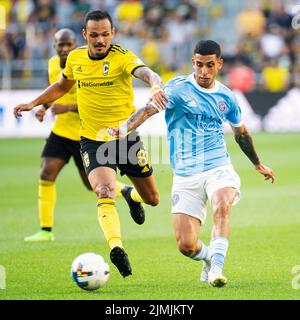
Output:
[0, 133, 299, 300]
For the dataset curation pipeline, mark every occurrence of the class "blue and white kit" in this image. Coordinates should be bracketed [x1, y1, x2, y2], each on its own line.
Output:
[162, 74, 242, 222]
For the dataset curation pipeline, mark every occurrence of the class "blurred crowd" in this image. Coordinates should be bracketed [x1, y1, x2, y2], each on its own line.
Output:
[1, 0, 300, 92]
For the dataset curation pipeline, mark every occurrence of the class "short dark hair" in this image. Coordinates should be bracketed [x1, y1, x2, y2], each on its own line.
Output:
[194, 40, 221, 58]
[83, 10, 113, 29]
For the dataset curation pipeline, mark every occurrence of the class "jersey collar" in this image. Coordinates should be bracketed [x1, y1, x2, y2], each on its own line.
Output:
[87, 45, 112, 60]
[189, 73, 220, 93]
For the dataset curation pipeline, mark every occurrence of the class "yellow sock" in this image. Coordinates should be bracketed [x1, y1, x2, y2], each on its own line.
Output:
[38, 180, 56, 228]
[97, 198, 123, 249]
[130, 188, 144, 203]
[116, 181, 126, 198]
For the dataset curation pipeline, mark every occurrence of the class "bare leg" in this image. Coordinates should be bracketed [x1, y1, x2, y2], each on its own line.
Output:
[172, 213, 201, 257]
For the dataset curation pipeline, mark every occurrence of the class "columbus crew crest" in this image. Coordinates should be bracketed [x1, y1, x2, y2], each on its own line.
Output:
[103, 61, 110, 76]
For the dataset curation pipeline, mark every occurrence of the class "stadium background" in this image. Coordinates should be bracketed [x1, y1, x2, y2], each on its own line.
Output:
[1, 0, 300, 136]
[0, 0, 300, 301]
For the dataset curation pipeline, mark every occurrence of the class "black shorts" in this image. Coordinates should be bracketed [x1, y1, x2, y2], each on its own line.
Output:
[42, 132, 84, 170]
[80, 130, 153, 177]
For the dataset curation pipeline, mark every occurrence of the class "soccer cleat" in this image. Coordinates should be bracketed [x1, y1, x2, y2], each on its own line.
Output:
[121, 186, 145, 225]
[200, 259, 211, 283]
[110, 246, 132, 278]
[208, 270, 227, 287]
[24, 230, 55, 242]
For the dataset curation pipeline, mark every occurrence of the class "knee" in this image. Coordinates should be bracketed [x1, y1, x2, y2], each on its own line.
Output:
[177, 239, 196, 257]
[40, 167, 55, 181]
[213, 200, 231, 219]
[94, 183, 116, 200]
[144, 192, 159, 207]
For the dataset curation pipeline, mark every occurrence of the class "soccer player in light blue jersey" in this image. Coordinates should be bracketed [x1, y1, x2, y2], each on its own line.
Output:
[109, 40, 275, 287]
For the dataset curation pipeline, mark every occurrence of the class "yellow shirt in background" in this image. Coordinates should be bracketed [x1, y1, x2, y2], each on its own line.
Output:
[63, 45, 145, 141]
[48, 55, 80, 141]
[262, 66, 289, 92]
[115, 1, 144, 23]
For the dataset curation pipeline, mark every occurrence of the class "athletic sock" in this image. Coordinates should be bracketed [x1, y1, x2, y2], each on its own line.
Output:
[39, 180, 56, 229]
[210, 237, 229, 273]
[191, 240, 211, 262]
[130, 188, 144, 203]
[116, 181, 126, 198]
[97, 198, 123, 249]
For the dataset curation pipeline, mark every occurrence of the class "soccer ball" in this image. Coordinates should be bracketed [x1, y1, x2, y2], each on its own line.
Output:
[71, 253, 110, 291]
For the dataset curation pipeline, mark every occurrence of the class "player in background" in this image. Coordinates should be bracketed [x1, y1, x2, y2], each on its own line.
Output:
[14, 11, 168, 278]
[108, 40, 275, 287]
[24, 28, 144, 243]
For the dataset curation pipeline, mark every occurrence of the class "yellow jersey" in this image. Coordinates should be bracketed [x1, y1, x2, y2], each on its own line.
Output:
[63, 44, 145, 141]
[48, 55, 80, 141]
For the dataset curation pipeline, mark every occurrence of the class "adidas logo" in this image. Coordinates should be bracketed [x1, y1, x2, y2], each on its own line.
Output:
[188, 100, 198, 107]
[75, 65, 82, 72]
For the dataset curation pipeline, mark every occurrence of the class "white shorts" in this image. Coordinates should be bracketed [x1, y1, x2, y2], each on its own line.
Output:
[171, 164, 241, 224]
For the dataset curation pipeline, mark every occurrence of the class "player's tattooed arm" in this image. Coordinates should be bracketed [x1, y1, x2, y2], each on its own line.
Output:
[233, 125, 260, 165]
[133, 66, 162, 87]
[108, 103, 159, 139]
[133, 66, 169, 110]
[232, 125, 275, 183]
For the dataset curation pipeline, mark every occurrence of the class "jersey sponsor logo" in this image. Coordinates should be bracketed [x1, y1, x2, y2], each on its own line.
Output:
[186, 112, 222, 128]
[218, 101, 227, 113]
[103, 61, 110, 76]
[77, 80, 114, 88]
[75, 65, 82, 72]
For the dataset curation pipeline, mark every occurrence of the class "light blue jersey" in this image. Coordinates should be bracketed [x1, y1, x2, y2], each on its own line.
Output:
[164, 73, 243, 176]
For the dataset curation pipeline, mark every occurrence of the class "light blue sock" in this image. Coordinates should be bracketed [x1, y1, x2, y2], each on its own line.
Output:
[191, 241, 211, 262]
[210, 237, 229, 273]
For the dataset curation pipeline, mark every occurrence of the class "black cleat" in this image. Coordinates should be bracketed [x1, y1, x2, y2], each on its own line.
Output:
[110, 246, 132, 278]
[121, 186, 145, 225]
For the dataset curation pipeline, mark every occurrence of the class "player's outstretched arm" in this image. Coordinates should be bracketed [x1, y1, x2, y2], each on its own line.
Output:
[13, 76, 75, 118]
[108, 103, 159, 139]
[232, 124, 275, 183]
[133, 66, 169, 110]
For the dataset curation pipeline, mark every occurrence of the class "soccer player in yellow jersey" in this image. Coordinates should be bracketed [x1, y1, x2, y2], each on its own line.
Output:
[23, 28, 86, 242]
[14, 10, 168, 278]
[24, 28, 142, 243]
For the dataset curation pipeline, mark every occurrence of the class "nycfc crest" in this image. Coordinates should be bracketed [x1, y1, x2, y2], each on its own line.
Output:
[218, 101, 227, 113]
[103, 61, 110, 76]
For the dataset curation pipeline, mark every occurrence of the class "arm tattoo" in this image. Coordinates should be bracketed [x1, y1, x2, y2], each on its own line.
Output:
[235, 131, 260, 165]
[121, 104, 158, 134]
[134, 67, 163, 87]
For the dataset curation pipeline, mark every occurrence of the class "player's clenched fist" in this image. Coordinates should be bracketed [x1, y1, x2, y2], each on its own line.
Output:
[35, 107, 46, 122]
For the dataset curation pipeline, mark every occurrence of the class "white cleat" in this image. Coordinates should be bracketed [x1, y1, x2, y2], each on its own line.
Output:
[200, 260, 211, 283]
[208, 270, 227, 287]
